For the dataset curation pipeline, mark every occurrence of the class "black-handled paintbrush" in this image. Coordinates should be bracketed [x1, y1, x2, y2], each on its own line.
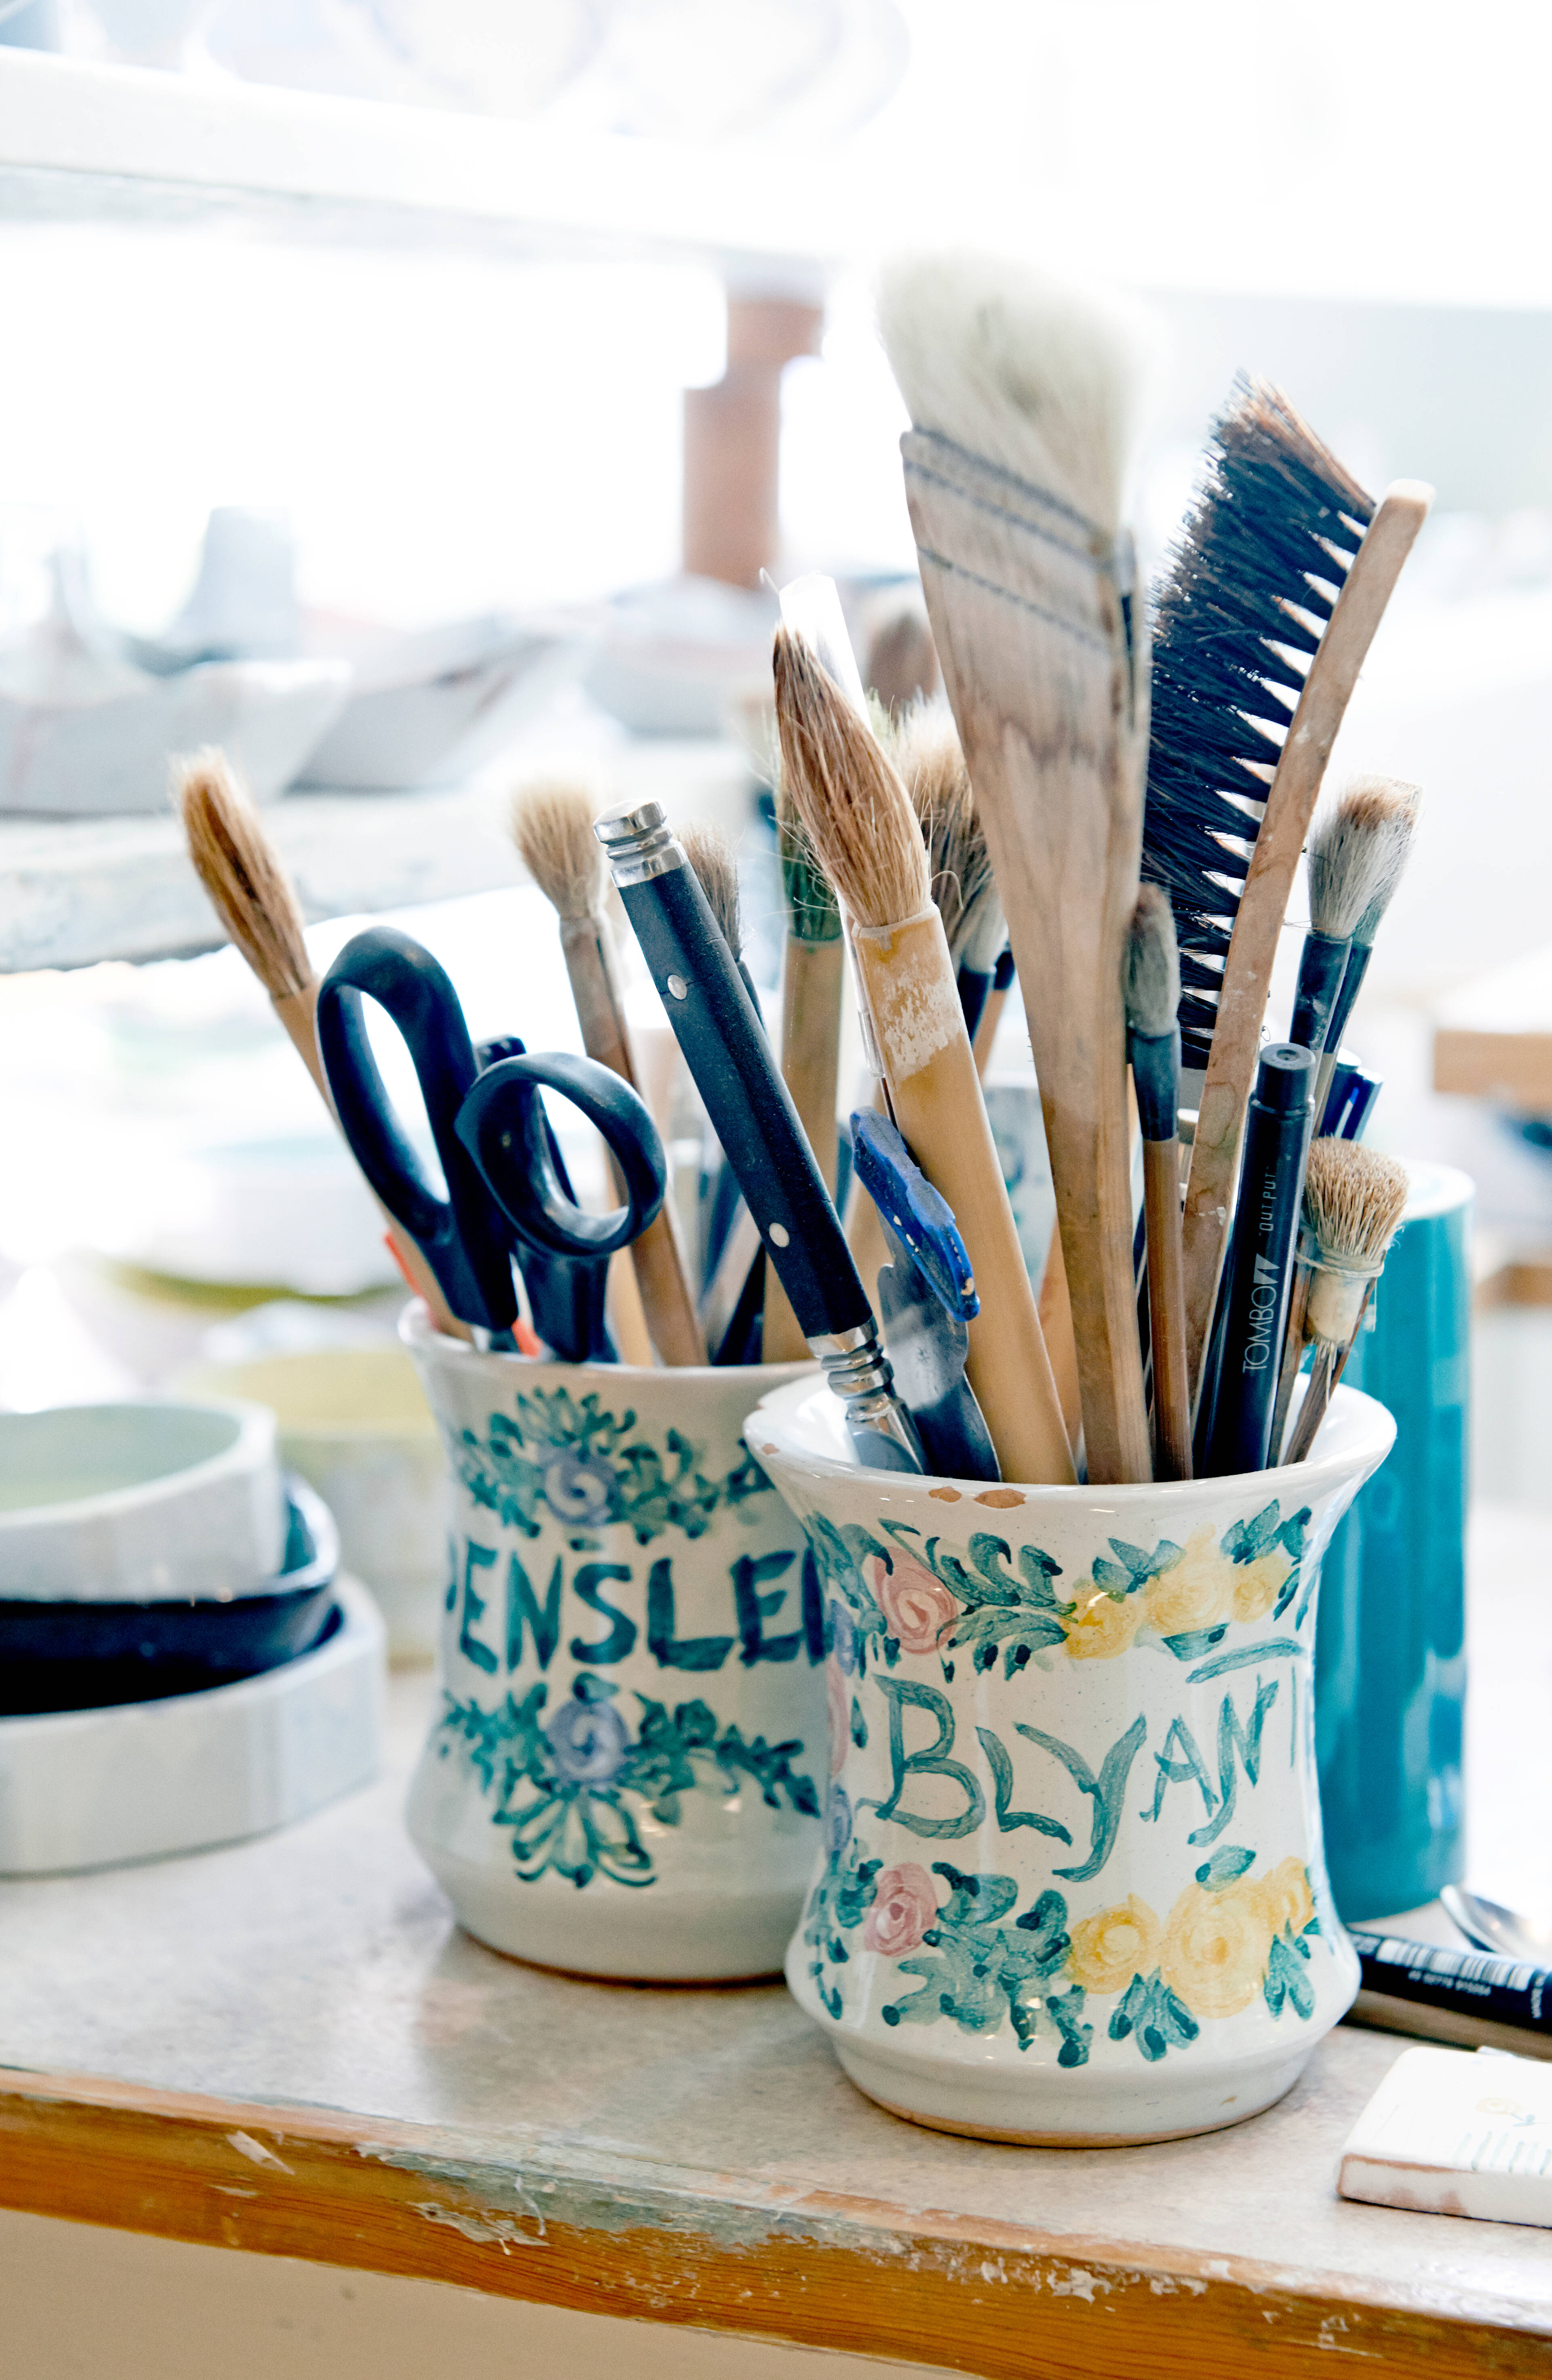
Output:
[1290, 777, 1421, 1054]
[1125, 887, 1191, 1480]
[1314, 775, 1421, 1107]
[596, 799, 924, 1472]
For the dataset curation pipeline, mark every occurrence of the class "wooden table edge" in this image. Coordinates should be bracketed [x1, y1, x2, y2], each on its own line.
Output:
[1, 2068, 1548, 2377]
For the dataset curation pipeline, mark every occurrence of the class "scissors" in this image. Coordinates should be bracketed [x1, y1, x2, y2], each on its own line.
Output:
[316, 926, 666, 1360]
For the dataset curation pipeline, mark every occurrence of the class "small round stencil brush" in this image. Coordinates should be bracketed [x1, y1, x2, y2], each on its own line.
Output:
[775, 584, 1072, 1487]
[513, 778, 705, 1366]
[176, 747, 465, 1339]
[1314, 775, 1421, 1107]
[1125, 886, 1191, 1480]
[1285, 1139, 1409, 1463]
[1291, 776, 1422, 1056]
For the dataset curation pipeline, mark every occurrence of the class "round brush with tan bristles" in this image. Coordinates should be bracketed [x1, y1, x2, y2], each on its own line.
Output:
[681, 821, 763, 1018]
[1125, 885, 1191, 1480]
[775, 595, 1073, 1486]
[762, 784, 844, 1364]
[1314, 776, 1421, 1112]
[175, 747, 468, 1341]
[513, 778, 704, 1367]
[1285, 1139, 1409, 1463]
[1291, 777, 1423, 1061]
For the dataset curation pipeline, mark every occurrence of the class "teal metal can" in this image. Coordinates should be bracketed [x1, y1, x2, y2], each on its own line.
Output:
[1314, 1162, 1473, 1921]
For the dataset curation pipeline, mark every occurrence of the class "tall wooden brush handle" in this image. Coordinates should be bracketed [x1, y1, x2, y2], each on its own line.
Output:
[852, 908, 1073, 1486]
[903, 433, 1151, 1484]
[1036, 1218, 1083, 1452]
[764, 933, 843, 1364]
[1180, 481, 1433, 1396]
[271, 982, 472, 1343]
[1142, 1136, 1191, 1480]
[558, 914, 706, 1366]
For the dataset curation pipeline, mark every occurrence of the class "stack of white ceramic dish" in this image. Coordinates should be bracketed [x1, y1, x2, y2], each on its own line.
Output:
[0, 1400, 382, 1873]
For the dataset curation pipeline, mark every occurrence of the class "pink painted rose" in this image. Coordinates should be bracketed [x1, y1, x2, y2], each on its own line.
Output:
[868, 1554, 960, 1655]
[826, 1658, 850, 1777]
[863, 1863, 940, 1957]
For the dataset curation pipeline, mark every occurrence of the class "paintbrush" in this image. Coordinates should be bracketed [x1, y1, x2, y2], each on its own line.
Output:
[1291, 777, 1421, 1056]
[879, 251, 1153, 1483]
[764, 780, 845, 1364]
[681, 822, 763, 1018]
[1142, 376, 1432, 1402]
[1125, 886, 1191, 1480]
[1314, 776, 1421, 1109]
[175, 748, 468, 1343]
[1286, 1141, 1409, 1463]
[881, 696, 1005, 1035]
[972, 943, 1014, 1075]
[774, 581, 1073, 1488]
[512, 779, 704, 1367]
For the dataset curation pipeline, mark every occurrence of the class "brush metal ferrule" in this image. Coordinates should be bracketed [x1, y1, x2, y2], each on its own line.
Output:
[595, 800, 685, 886]
[808, 1318, 925, 1474]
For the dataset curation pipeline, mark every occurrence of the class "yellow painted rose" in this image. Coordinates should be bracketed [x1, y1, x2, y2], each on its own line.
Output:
[1061, 1585, 1141, 1661]
[1231, 1545, 1292, 1623]
[1255, 1855, 1315, 1941]
[1067, 1895, 1162, 1994]
[1159, 1879, 1274, 2019]
[1141, 1524, 1237, 1636]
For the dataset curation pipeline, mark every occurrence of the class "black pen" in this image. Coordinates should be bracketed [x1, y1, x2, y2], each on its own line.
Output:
[1200, 1043, 1315, 1475]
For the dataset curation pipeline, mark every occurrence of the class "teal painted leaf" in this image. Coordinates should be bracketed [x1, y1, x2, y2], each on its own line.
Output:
[1195, 1845, 1256, 1889]
[1264, 1929, 1317, 2021]
[1108, 1969, 1199, 2062]
[1162, 1625, 1229, 1661]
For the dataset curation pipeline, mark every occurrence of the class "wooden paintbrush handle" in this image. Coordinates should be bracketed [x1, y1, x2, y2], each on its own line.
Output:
[1142, 1135, 1191, 1480]
[1036, 1216, 1082, 1452]
[1180, 481, 1434, 1396]
[559, 915, 706, 1366]
[765, 933, 843, 1364]
[271, 982, 472, 1343]
[852, 908, 1073, 1485]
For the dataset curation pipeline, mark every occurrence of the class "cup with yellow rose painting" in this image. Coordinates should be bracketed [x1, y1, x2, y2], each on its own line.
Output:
[746, 1372, 1395, 2144]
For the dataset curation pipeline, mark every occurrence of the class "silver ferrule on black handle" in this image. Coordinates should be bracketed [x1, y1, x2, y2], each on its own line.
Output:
[594, 799, 681, 885]
[810, 1320, 925, 1474]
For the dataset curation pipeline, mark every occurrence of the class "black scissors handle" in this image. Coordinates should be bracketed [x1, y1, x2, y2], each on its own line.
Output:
[454, 1052, 666, 1259]
[316, 928, 518, 1333]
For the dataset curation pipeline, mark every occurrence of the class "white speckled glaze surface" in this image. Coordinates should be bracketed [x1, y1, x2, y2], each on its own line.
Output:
[403, 1307, 823, 1981]
[746, 1378, 1396, 2144]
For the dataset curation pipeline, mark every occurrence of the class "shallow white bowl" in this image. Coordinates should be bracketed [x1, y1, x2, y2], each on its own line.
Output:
[0, 1398, 285, 1603]
[0, 1575, 383, 1874]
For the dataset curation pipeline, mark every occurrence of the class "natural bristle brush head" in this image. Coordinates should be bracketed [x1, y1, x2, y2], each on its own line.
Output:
[680, 820, 744, 959]
[510, 778, 604, 922]
[1124, 884, 1181, 1043]
[773, 626, 930, 930]
[1144, 377, 1377, 1073]
[878, 251, 1150, 532]
[1307, 775, 1422, 941]
[175, 746, 309, 1001]
[774, 777, 842, 946]
[1303, 1139, 1410, 1277]
[880, 696, 996, 963]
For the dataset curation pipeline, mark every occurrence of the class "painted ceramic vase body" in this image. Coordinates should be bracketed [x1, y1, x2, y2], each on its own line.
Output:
[749, 1375, 1396, 2144]
[403, 1308, 823, 1980]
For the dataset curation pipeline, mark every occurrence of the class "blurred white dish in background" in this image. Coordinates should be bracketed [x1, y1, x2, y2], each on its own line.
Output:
[0, 1573, 383, 1875]
[0, 1396, 284, 1602]
[585, 574, 777, 737]
[125, 506, 301, 672]
[177, 1344, 447, 1665]
[296, 611, 590, 789]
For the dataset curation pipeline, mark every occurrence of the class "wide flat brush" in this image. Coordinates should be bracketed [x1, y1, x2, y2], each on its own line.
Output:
[513, 779, 704, 1366]
[175, 748, 466, 1341]
[1145, 379, 1433, 1398]
[775, 586, 1073, 1488]
[1286, 1140, 1409, 1463]
[765, 783, 844, 1364]
[1124, 887, 1191, 1480]
[879, 251, 1152, 1482]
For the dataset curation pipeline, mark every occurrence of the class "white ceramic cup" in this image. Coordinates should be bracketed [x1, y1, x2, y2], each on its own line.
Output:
[402, 1305, 824, 1981]
[746, 1374, 1396, 2145]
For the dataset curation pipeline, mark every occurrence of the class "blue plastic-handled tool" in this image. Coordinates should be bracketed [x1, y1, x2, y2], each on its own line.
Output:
[850, 1109, 978, 1320]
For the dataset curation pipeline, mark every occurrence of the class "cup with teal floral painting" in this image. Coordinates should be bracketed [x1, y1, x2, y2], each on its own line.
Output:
[403, 1306, 823, 1981]
[746, 1372, 1395, 2144]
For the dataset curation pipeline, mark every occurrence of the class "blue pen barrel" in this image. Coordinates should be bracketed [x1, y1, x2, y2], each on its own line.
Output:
[1199, 1044, 1314, 1476]
[1315, 1162, 1472, 1920]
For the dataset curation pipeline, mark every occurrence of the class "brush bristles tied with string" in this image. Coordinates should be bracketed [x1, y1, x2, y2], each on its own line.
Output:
[774, 629, 929, 930]
[175, 747, 310, 1001]
[1288, 1138, 1409, 1463]
[511, 778, 604, 921]
[877, 251, 1149, 533]
[1307, 776, 1421, 942]
[1143, 377, 1377, 1073]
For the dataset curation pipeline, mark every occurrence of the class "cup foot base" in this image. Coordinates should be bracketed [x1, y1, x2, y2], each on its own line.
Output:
[833, 2037, 1310, 2147]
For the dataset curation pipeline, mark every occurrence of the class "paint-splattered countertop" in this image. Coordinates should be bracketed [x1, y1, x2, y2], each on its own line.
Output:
[2, 1508, 1550, 2378]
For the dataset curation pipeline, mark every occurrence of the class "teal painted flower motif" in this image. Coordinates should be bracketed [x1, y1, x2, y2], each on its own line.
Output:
[881, 1866, 1092, 2064]
[440, 1676, 818, 1891]
[456, 1385, 770, 1544]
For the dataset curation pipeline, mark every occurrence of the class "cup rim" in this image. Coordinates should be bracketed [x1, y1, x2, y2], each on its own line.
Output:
[399, 1297, 818, 1388]
[744, 1374, 1396, 1504]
